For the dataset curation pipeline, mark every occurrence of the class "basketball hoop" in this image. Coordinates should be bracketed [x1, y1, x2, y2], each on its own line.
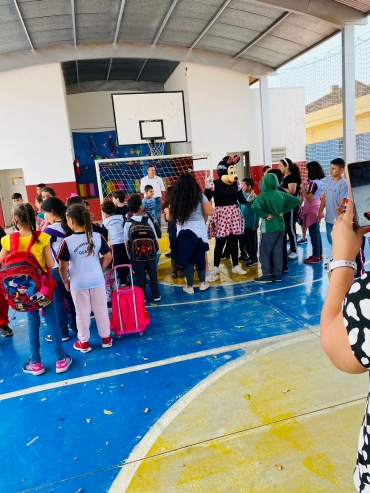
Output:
[147, 139, 166, 157]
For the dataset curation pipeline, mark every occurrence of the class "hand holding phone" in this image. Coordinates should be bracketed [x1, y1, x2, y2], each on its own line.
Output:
[346, 160, 370, 228]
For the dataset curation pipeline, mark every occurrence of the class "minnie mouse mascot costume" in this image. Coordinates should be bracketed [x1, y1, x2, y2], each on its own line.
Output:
[205, 155, 248, 275]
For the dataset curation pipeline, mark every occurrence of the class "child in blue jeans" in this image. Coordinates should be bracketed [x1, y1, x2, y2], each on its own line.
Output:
[0, 203, 72, 376]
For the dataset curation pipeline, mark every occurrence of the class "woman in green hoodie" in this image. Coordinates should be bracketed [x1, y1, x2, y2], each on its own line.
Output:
[251, 173, 300, 283]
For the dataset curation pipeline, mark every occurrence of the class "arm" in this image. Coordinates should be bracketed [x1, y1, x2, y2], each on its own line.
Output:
[282, 183, 297, 195]
[251, 199, 268, 219]
[318, 192, 326, 220]
[44, 243, 55, 269]
[101, 251, 112, 271]
[282, 195, 300, 214]
[320, 200, 367, 374]
[300, 183, 314, 204]
[0, 248, 9, 264]
[58, 260, 70, 291]
[252, 210, 259, 230]
[202, 200, 214, 217]
[237, 189, 247, 204]
[204, 188, 213, 201]
[140, 178, 146, 194]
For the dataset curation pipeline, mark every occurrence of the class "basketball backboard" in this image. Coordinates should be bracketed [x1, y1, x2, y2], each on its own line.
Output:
[111, 91, 187, 146]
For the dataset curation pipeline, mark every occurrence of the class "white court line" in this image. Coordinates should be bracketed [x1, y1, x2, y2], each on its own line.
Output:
[149, 277, 326, 308]
[0, 330, 311, 402]
[108, 330, 317, 493]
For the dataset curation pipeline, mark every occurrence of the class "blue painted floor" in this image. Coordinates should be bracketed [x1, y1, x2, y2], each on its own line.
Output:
[0, 234, 365, 493]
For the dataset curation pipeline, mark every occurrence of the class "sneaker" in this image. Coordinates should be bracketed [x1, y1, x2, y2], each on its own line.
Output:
[210, 266, 220, 275]
[165, 252, 171, 258]
[206, 272, 218, 282]
[0, 325, 13, 337]
[297, 238, 308, 244]
[232, 265, 247, 275]
[282, 268, 289, 273]
[199, 282, 210, 291]
[319, 255, 324, 261]
[246, 259, 258, 267]
[288, 252, 298, 260]
[73, 340, 92, 353]
[271, 274, 282, 282]
[56, 354, 72, 374]
[153, 296, 161, 302]
[45, 334, 70, 343]
[22, 361, 45, 376]
[254, 275, 273, 284]
[304, 256, 321, 264]
[239, 255, 249, 261]
[183, 286, 194, 294]
[102, 336, 113, 348]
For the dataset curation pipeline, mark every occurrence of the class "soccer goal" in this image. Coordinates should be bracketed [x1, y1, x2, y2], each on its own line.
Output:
[95, 153, 212, 201]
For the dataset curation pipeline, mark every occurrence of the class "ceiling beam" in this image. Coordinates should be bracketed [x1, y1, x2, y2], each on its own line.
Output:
[0, 42, 276, 77]
[13, 0, 34, 52]
[106, 58, 113, 82]
[113, 0, 127, 45]
[71, 0, 77, 47]
[247, 0, 367, 27]
[136, 59, 148, 82]
[189, 0, 233, 51]
[75, 60, 79, 84]
[152, 0, 179, 45]
[67, 80, 164, 96]
[233, 12, 290, 60]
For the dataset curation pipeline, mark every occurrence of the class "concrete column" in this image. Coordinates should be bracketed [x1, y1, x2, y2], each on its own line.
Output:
[342, 23, 356, 164]
[259, 75, 272, 167]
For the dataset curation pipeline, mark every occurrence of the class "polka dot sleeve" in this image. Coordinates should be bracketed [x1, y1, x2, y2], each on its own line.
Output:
[343, 272, 370, 369]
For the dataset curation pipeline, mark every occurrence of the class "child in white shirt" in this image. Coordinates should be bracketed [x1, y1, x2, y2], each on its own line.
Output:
[58, 204, 112, 354]
[101, 200, 129, 285]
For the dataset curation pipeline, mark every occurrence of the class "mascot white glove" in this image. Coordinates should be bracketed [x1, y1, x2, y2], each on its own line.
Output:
[205, 176, 213, 189]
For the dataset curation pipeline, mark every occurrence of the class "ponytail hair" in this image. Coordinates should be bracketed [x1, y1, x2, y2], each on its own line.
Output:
[13, 203, 39, 243]
[280, 158, 302, 186]
[41, 197, 72, 236]
[66, 204, 94, 256]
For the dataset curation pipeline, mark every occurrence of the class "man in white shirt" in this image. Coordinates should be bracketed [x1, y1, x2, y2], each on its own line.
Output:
[140, 165, 165, 227]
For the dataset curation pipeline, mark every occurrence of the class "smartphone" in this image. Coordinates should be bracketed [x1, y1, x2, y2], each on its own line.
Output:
[347, 160, 370, 228]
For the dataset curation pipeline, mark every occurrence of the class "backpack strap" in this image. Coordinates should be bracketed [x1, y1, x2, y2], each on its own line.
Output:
[10, 232, 19, 254]
[26, 232, 41, 252]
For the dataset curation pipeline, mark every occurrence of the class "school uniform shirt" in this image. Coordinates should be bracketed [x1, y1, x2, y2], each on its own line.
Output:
[324, 177, 348, 225]
[140, 175, 165, 198]
[45, 221, 66, 268]
[57, 232, 110, 290]
[1, 232, 51, 269]
[305, 179, 324, 199]
[103, 214, 125, 245]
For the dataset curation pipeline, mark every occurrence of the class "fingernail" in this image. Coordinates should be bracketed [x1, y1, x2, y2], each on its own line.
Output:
[345, 199, 349, 204]
[367, 228, 370, 233]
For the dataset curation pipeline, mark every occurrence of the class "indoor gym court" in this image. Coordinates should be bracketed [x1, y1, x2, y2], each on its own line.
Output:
[1, 232, 368, 493]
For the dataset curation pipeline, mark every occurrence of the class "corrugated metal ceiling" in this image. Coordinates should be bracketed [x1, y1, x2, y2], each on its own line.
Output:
[0, 0, 367, 85]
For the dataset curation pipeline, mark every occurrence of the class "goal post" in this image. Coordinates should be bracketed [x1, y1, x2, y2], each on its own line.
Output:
[95, 153, 212, 202]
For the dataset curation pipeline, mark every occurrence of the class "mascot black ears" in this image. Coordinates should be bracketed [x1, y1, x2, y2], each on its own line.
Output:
[217, 155, 240, 185]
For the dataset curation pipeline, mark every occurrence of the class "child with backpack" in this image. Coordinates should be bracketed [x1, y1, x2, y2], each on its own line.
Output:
[41, 197, 77, 342]
[101, 200, 129, 286]
[0, 203, 72, 375]
[58, 204, 113, 353]
[123, 194, 161, 302]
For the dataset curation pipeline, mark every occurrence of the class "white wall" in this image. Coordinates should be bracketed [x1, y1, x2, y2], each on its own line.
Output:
[0, 63, 74, 185]
[164, 63, 306, 167]
[164, 63, 192, 155]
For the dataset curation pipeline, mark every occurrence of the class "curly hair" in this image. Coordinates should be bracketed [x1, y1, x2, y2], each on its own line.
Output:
[168, 174, 202, 225]
[66, 204, 94, 256]
[13, 203, 39, 243]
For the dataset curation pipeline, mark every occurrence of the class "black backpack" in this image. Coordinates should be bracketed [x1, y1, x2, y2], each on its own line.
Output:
[127, 217, 158, 261]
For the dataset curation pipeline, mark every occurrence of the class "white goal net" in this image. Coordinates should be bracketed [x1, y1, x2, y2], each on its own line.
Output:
[95, 153, 212, 201]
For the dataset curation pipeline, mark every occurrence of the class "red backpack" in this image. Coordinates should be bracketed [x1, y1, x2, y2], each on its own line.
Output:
[0, 232, 56, 312]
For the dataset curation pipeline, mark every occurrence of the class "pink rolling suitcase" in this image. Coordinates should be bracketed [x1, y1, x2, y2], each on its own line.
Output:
[110, 264, 150, 336]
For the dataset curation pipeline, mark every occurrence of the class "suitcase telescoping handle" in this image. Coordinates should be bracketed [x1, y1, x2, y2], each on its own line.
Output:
[113, 264, 139, 331]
